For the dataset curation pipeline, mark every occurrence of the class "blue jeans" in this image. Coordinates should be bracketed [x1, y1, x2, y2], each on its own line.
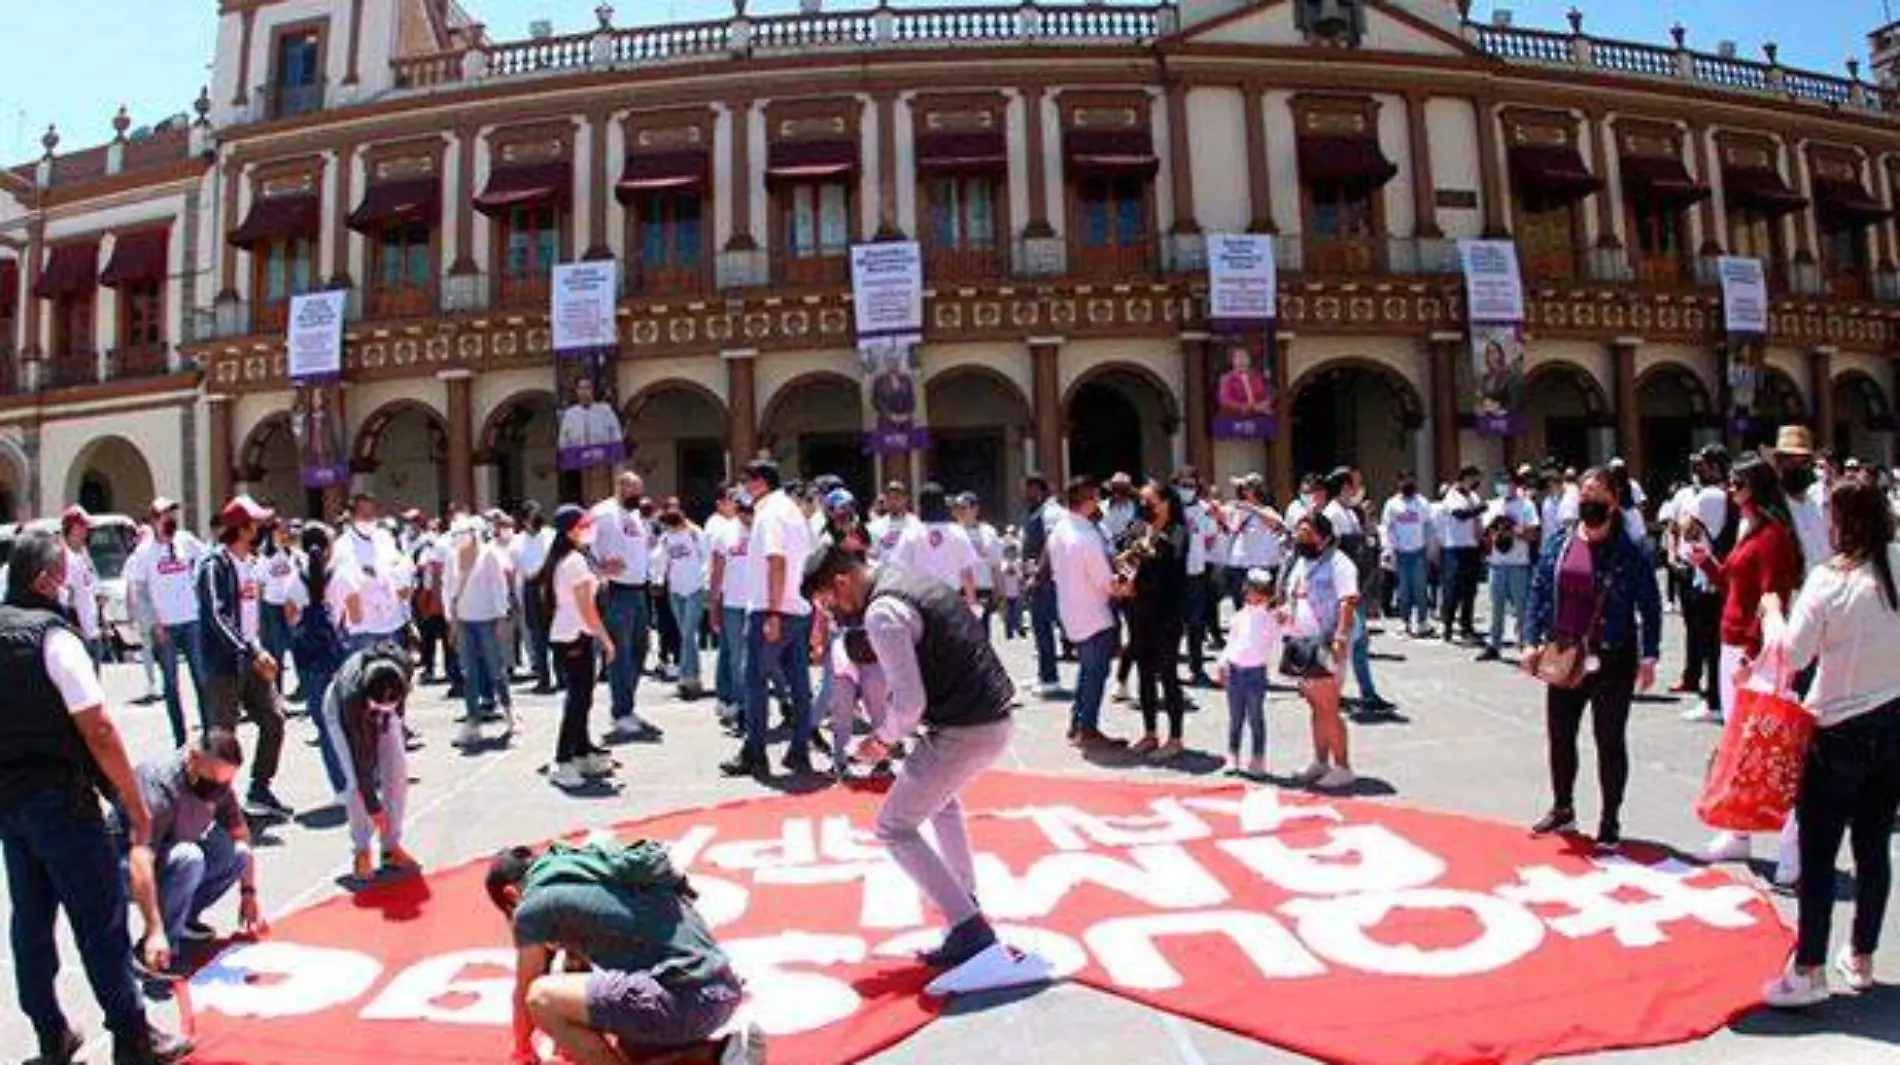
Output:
[602, 584, 651, 721]
[1393, 550, 1429, 630]
[1349, 609, 1380, 702]
[260, 603, 292, 689]
[1029, 580, 1060, 685]
[1, 788, 146, 1041]
[299, 664, 346, 794]
[716, 605, 748, 705]
[527, 620, 556, 690]
[1488, 563, 1532, 651]
[1004, 596, 1023, 638]
[157, 829, 249, 947]
[1225, 665, 1269, 759]
[1070, 628, 1115, 734]
[155, 621, 206, 746]
[670, 593, 706, 687]
[345, 629, 406, 657]
[743, 611, 812, 764]
[459, 619, 512, 720]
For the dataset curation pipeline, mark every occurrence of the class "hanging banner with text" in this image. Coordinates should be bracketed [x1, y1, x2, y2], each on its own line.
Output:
[1207, 233, 1278, 326]
[287, 290, 347, 384]
[294, 384, 350, 490]
[853, 242, 926, 454]
[1207, 234, 1278, 441]
[1459, 240, 1526, 325]
[1717, 256, 1769, 341]
[551, 261, 628, 472]
[1471, 323, 1528, 437]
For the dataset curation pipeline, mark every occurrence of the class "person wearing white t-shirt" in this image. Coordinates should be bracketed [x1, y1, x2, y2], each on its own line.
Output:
[591, 472, 661, 740]
[1285, 511, 1361, 792]
[511, 505, 558, 694]
[955, 493, 1005, 638]
[1381, 476, 1434, 636]
[448, 518, 516, 746]
[59, 507, 104, 662]
[888, 484, 980, 605]
[1224, 477, 1285, 609]
[723, 460, 818, 778]
[1173, 470, 1220, 685]
[1437, 467, 1487, 643]
[335, 496, 411, 653]
[539, 506, 617, 789]
[657, 508, 710, 700]
[708, 491, 755, 724]
[259, 524, 303, 695]
[866, 481, 915, 563]
[1478, 477, 1541, 660]
[129, 497, 208, 747]
[1047, 477, 1127, 750]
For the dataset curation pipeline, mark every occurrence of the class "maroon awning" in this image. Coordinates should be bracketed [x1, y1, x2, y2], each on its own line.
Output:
[99, 230, 169, 289]
[1722, 165, 1808, 218]
[1813, 175, 1891, 228]
[228, 194, 320, 249]
[32, 241, 99, 298]
[917, 131, 1008, 174]
[1064, 128, 1158, 177]
[348, 176, 441, 232]
[1509, 143, 1601, 210]
[0, 260, 18, 312]
[473, 160, 573, 217]
[1297, 136, 1399, 190]
[1619, 155, 1711, 209]
[766, 141, 859, 183]
[615, 150, 710, 199]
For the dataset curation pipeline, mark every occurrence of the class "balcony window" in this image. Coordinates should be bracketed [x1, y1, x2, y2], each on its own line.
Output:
[1306, 181, 1379, 274]
[499, 205, 561, 308]
[1629, 200, 1688, 286]
[254, 237, 316, 333]
[1516, 203, 1580, 282]
[1727, 207, 1786, 274]
[272, 29, 325, 120]
[1072, 175, 1151, 278]
[631, 189, 705, 295]
[120, 282, 163, 349]
[925, 175, 1002, 281]
[1822, 224, 1873, 301]
[778, 181, 850, 286]
[372, 223, 434, 318]
[53, 294, 93, 360]
[1, 260, 17, 357]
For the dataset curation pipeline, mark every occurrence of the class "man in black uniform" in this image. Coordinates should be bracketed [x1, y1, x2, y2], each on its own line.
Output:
[801, 544, 1016, 972]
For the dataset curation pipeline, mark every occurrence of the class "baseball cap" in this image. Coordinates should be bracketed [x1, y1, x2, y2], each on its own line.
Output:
[220, 495, 276, 529]
[885, 479, 909, 494]
[553, 504, 589, 538]
[149, 496, 179, 517]
[1245, 567, 1276, 592]
[824, 487, 856, 513]
[61, 505, 91, 530]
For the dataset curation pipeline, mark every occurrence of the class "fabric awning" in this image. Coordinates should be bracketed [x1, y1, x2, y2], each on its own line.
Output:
[766, 141, 859, 183]
[1063, 128, 1158, 177]
[1296, 135, 1399, 190]
[1722, 165, 1808, 218]
[99, 230, 169, 289]
[1812, 175, 1891, 228]
[473, 161, 573, 217]
[228, 194, 320, 249]
[917, 131, 1008, 174]
[1509, 143, 1602, 209]
[32, 242, 99, 298]
[1619, 155, 1711, 209]
[348, 176, 441, 232]
[615, 150, 710, 199]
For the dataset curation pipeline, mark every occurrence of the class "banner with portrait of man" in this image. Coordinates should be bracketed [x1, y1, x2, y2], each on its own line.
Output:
[1470, 322, 1527, 436]
[294, 384, 350, 490]
[1210, 333, 1276, 440]
[551, 261, 628, 471]
[861, 341, 925, 455]
[1725, 342, 1764, 440]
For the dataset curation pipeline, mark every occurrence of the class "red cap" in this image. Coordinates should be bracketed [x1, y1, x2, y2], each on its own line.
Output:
[61, 505, 91, 530]
[219, 494, 276, 529]
[401, 508, 424, 523]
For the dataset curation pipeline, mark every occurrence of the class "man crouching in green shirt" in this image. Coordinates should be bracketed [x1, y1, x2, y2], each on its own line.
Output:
[485, 840, 763, 1065]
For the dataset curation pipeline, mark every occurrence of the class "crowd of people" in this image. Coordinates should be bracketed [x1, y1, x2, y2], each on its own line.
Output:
[7, 425, 1900, 1065]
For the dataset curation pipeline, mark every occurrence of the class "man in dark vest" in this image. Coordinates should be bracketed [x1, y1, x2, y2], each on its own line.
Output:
[0, 530, 193, 1065]
[801, 544, 1022, 981]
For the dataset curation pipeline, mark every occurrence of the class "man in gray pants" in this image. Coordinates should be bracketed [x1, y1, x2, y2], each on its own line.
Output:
[801, 545, 1016, 970]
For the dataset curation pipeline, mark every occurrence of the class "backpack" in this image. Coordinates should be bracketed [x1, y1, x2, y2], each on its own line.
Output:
[524, 840, 696, 900]
[289, 599, 346, 676]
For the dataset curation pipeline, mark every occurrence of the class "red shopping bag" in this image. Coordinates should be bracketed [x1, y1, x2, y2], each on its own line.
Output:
[1695, 684, 1814, 832]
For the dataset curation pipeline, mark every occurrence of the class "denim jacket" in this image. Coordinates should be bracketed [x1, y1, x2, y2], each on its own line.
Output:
[1524, 526, 1663, 660]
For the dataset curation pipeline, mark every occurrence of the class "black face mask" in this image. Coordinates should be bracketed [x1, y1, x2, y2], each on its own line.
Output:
[1138, 503, 1158, 522]
[1399, 483, 1417, 498]
[1782, 466, 1816, 495]
[620, 494, 643, 511]
[160, 517, 178, 537]
[1578, 500, 1614, 529]
[1296, 540, 1323, 561]
[188, 772, 226, 801]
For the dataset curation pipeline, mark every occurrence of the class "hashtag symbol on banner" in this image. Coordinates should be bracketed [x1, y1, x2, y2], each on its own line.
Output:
[1497, 857, 1762, 948]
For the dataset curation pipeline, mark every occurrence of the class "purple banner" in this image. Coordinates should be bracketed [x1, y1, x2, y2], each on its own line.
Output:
[1211, 332, 1276, 441]
[1476, 412, 1525, 438]
[865, 427, 929, 456]
[295, 386, 350, 490]
[1212, 412, 1277, 441]
[555, 347, 628, 472]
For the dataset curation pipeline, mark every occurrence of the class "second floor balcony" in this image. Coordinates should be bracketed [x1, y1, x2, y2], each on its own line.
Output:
[47, 349, 99, 390]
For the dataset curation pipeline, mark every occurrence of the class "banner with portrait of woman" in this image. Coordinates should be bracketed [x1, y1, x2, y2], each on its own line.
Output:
[1470, 323, 1527, 436]
[294, 384, 350, 490]
[861, 340, 925, 455]
[1210, 333, 1276, 440]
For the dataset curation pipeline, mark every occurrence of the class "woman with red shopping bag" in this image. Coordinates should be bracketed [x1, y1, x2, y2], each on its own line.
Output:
[1758, 480, 1900, 1008]
[1688, 456, 1804, 868]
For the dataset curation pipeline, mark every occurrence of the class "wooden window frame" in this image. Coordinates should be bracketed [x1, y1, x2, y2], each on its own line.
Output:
[251, 236, 317, 335]
[772, 179, 855, 288]
[1502, 110, 1589, 283]
[1809, 146, 1878, 300]
[368, 222, 438, 320]
[1066, 173, 1156, 280]
[1514, 198, 1583, 283]
[625, 187, 710, 296]
[52, 293, 95, 361]
[922, 172, 1008, 282]
[1293, 94, 1389, 275]
[1625, 197, 1690, 288]
[265, 17, 330, 121]
[117, 279, 165, 350]
[491, 203, 568, 311]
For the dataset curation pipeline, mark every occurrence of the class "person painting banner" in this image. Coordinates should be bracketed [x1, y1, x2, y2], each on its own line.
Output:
[1212, 336, 1276, 440]
[1471, 323, 1526, 436]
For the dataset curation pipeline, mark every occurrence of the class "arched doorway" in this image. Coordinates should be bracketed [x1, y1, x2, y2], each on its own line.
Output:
[0, 445, 25, 523]
[1746, 368, 1807, 452]
[760, 373, 869, 491]
[1065, 365, 1177, 485]
[1831, 371, 1896, 466]
[1636, 364, 1716, 498]
[238, 414, 315, 518]
[926, 368, 1030, 514]
[481, 392, 563, 512]
[1288, 360, 1423, 496]
[625, 382, 729, 517]
[355, 402, 448, 515]
[66, 436, 155, 517]
[1521, 362, 1611, 472]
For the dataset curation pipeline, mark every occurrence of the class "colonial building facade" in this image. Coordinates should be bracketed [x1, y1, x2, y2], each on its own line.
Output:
[5, 0, 1900, 526]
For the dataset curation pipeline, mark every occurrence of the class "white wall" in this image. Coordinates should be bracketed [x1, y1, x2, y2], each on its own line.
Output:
[1187, 87, 1249, 235]
[1263, 92, 1301, 234]
[1377, 94, 1415, 239]
[39, 401, 189, 518]
[1427, 98, 1483, 239]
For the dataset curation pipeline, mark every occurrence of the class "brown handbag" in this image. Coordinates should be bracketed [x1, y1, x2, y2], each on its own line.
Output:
[1534, 539, 1608, 690]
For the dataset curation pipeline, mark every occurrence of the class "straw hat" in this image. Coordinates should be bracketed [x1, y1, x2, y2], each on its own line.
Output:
[1772, 424, 1815, 458]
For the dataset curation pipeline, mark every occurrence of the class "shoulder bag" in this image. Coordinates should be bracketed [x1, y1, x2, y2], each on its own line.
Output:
[1534, 538, 1608, 690]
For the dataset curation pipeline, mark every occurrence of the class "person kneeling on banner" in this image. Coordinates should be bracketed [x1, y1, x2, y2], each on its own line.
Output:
[823, 618, 895, 782]
[801, 545, 1049, 995]
[485, 839, 762, 1065]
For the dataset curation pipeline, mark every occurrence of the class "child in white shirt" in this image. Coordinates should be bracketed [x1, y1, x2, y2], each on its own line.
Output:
[1217, 568, 1284, 779]
[999, 539, 1025, 639]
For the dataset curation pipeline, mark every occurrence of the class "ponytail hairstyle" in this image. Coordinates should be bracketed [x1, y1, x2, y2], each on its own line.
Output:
[300, 523, 333, 615]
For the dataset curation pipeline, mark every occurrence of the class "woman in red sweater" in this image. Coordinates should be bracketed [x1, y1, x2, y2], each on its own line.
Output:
[1692, 454, 1805, 866]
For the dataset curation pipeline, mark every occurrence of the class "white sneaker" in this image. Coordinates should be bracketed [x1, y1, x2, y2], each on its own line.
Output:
[1703, 831, 1754, 864]
[718, 1021, 767, 1065]
[660, 665, 679, 683]
[1112, 681, 1132, 704]
[1314, 766, 1357, 791]
[548, 762, 586, 789]
[1294, 761, 1329, 785]
[1837, 949, 1877, 992]
[1775, 820, 1802, 888]
[1762, 967, 1829, 1009]
[580, 752, 615, 777]
[454, 721, 482, 747]
[1680, 704, 1723, 723]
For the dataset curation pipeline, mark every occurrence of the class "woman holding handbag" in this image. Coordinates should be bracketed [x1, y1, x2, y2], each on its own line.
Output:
[1758, 480, 1900, 1008]
[1283, 512, 1360, 792]
[1521, 468, 1663, 853]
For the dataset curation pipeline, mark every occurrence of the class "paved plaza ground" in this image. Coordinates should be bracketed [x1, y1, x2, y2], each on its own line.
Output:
[5, 609, 1900, 1065]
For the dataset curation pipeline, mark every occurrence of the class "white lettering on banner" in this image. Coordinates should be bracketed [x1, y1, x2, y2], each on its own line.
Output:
[994, 799, 1214, 851]
[1497, 858, 1761, 948]
[722, 933, 868, 1036]
[360, 949, 517, 1026]
[1181, 792, 1343, 836]
[1220, 825, 1447, 896]
[975, 845, 1230, 921]
[1085, 911, 1326, 990]
[872, 925, 1092, 982]
[1283, 890, 1546, 978]
[820, 816, 889, 862]
[755, 861, 925, 929]
[703, 819, 820, 871]
[195, 942, 384, 1019]
[692, 874, 751, 929]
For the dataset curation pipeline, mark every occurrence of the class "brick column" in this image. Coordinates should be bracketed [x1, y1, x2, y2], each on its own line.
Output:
[1429, 333, 1462, 487]
[585, 109, 612, 260]
[1692, 122, 1722, 257]
[1878, 157, 1899, 276]
[1267, 333, 1294, 505]
[1181, 334, 1210, 476]
[344, 0, 365, 85]
[726, 100, 757, 251]
[21, 221, 42, 360]
[876, 93, 903, 239]
[329, 145, 355, 287]
[1590, 110, 1622, 250]
[1031, 338, 1063, 483]
[1812, 348, 1836, 443]
[1166, 82, 1197, 236]
[322, 385, 349, 520]
[233, 8, 256, 107]
[1473, 95, 1507, 237]
[1022, 85, 1052, 238]
[725, 351, 757, 467]
[1612, 338, 1642, 480]
[442, 370, 475, 509]
[1791, 143, 1817, 268]
[451, 125, 479, 275]
[219, 162, 242, 298]
[1406, 91, 1440, 238]
[1242, 82, 1273, 233]
[206, 394, 234, 510]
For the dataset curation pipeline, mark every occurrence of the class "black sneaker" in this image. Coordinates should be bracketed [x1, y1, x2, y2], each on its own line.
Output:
[719, 754, 767, 778]
[919, 913, 999, 970]
[1594, 820, 1623, 854]
[244, 786, 294, 819]
[112, 1024, 193, 1065]
[182, 919, 216, 941]
[1475, 648, 1502, 662]
[1530, 808, 1578, 836]
[37, 1026, 82, 1065]
[782, 750, 815, 776]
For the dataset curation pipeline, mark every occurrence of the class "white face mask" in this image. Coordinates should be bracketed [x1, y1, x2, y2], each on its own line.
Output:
[367, 696, 402, 716]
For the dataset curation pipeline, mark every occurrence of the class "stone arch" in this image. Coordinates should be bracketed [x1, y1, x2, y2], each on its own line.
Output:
[1520, 360, 1612, 470]
[1635, 362, 1718, 496]
[1063, 362, 1181, 485]
[759, 371, 869, 488]
[1830, 369, 1895, 464]
[623, 379, 731, 515]
[353, 399, 449, 514]
[237, 412, 305, 515]
[1287, 357, 1426, 493]
[479, 389, 558, 458]
[925, 365, 1033, 514]
[0, 435, 29, 523]
[479, 390, 560, 514]
[64, 436, 156, 517]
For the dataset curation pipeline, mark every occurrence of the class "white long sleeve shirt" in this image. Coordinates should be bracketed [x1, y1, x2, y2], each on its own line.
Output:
[1047, 510, 1117, 642]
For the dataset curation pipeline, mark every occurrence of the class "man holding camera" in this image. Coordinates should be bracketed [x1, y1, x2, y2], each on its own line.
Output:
[1476, 468, 1540, 662]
